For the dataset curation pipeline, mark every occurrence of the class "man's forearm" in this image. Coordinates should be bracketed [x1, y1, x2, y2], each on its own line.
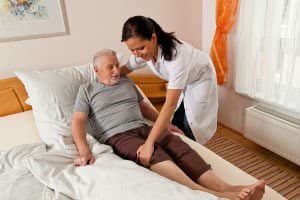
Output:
[72, 120, 90, 154]
[140, 101, 159, 122]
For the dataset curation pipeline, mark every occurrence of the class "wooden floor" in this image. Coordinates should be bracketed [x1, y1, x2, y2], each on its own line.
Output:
[152, 101, 300, 178]
[216, 124, 300, 178]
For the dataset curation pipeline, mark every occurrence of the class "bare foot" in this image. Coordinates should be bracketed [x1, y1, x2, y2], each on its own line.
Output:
[220, 180, 265, 200]
[249, 180, 265, 200]
[238, 188, 251, 200]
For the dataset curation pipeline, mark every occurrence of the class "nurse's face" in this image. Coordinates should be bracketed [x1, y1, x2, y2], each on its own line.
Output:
[125, 34, 158, 61]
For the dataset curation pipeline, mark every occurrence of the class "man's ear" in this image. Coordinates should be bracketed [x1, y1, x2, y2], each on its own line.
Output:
[94, 65, 98, 72]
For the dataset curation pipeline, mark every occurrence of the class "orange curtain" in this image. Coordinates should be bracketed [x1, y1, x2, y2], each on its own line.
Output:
[210, 0, 239, 85]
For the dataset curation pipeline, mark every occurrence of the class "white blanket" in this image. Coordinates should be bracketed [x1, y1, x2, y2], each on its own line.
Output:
[0, 136, 218, 200]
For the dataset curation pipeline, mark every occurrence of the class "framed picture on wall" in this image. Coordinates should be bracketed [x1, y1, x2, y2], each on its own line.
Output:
[0, 0, 69, 42]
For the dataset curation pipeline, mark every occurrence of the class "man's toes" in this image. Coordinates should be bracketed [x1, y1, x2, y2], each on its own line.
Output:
[257, 180, 266, 191]
[243, 188, 251, 193]
[251, 186, 265, 200]
[238, 189, 251, 200]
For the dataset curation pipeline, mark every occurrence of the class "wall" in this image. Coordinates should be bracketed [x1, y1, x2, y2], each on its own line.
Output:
[0, 0, 202, 78]
[201, 0, 255, 134]
[0, 0, 254, 133]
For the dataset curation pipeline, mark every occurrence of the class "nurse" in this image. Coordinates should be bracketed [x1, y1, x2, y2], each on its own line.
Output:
[121, 16, 218, 164]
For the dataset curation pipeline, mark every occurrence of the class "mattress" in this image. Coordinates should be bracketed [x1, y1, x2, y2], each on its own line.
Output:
[0, 110, 286, 200]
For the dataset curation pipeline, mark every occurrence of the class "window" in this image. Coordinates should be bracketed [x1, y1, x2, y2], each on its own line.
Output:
[232, 0, 300, 116]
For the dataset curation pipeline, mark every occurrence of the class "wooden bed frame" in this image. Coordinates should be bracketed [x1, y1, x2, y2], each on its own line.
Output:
[0, 77, 31, 117]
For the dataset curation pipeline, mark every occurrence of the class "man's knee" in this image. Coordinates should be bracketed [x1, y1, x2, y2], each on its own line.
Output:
[160, 134, 192, 157]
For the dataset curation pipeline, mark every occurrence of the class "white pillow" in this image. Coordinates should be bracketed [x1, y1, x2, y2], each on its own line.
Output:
[15, 64, 96, 149]
[0, 111, 41, 151]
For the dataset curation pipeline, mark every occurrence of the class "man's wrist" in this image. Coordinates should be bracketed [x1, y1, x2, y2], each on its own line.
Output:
[77, 143, 90, 155]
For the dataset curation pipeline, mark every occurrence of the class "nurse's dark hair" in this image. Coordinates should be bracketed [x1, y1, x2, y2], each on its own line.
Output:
[121, 16, 182, 61]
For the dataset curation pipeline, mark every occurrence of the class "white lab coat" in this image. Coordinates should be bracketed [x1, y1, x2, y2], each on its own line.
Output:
[127, 41, 218, 144]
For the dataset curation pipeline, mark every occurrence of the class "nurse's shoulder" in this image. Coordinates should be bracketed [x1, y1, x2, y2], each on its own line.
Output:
[178, 40, 211, 67]
[127, 54, 148, 71]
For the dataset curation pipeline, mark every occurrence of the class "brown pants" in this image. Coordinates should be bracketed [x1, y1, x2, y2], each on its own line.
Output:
[105, 126, 211, 181]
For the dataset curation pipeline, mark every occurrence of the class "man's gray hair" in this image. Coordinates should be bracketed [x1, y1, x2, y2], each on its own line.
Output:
[93, 49, 117, 67]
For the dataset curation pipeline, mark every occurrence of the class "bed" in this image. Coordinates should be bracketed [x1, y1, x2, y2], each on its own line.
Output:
[0, 66, 286, 200]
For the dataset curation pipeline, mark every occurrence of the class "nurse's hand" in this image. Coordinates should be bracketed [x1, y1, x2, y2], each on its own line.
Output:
[168, 123, 184, 135]
[136, 142, 154, 167]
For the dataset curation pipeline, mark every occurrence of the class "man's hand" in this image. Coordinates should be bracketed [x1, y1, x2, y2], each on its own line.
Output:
[136, 142, 154, 167]
[72, 112, 93, 167]
[74, 150, 95, 167]
[168, 123, 184, 135]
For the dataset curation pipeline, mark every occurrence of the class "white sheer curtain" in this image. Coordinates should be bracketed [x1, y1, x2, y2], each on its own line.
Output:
[232, 0, 300, 116]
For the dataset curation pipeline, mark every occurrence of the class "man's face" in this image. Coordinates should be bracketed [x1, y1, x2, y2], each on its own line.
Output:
[94, 55, 120, 85]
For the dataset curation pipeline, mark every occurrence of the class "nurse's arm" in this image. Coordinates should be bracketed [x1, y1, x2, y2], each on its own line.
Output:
[139, 100, 159, 122]
[120, 65, 132, 76]
[145, 89, 181, 145]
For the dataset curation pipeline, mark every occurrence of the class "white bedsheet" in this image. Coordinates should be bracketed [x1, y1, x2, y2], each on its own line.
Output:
[0, 143, 71, 200]
[0, 136, 218, 200]
[0, 112, 286, 200]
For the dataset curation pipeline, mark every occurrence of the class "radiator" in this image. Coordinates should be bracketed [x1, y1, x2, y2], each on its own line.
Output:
[245, 105, 300, 166]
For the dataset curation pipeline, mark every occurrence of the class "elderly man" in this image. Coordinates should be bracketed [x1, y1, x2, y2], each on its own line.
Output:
[72, 49, 265, 200]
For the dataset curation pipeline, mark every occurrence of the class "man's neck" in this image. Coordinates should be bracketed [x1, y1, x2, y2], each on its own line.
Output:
[97, 78, 108, 85]
[97, 78, 119, 86]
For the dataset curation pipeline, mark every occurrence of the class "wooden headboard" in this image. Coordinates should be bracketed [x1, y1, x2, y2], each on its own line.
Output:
[0, 77, 31, 117]
[0, 74, 166, 117]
